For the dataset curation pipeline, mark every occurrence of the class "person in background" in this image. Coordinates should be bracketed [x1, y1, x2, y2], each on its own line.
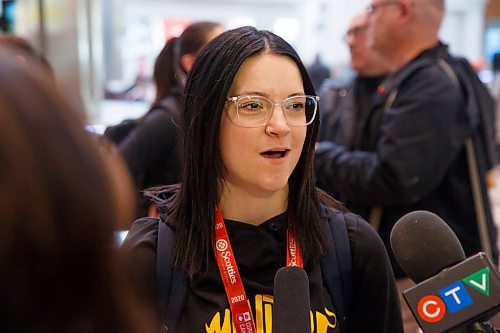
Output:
[493, 53, 500, 160]
[307, 53, 331, 91]
[0, 48, 154, 333]
[318, 11, 393, 147]
[122, 26, 403, 333]
[315, 1, 498, 331]
[106, 21, 224, 220]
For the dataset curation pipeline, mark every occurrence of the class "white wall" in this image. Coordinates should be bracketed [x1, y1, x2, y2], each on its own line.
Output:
[119, 0, 489, 73]
[442, 0, 489, 61]
[16, 0, 103, 119]
[13, 0, 492, 123]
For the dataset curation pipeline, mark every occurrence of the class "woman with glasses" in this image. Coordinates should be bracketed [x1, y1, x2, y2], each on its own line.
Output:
[122, 26, 403, 333]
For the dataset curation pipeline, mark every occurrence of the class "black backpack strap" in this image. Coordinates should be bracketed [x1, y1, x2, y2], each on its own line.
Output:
[319, 205, 353, 333]
[381, 58, 436, 115]
[157, 219, 187, 332]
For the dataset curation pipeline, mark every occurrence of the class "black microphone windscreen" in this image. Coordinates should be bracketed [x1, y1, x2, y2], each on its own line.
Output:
[390, 210, 466, 284]
[273, 266, 311, 333]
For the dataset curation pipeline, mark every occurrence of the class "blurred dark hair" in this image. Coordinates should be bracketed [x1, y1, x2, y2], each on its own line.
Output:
[0, 34, 54, 75]
[0, 50, 154, 333]
[157, 26, 342, 277]
[152, 21, 222, 105]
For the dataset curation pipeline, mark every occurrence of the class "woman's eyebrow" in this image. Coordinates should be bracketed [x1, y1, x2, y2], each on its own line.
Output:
[232, 91, 267, 97]
[288, 92, 306, 97]
[231, 91, 305, 98]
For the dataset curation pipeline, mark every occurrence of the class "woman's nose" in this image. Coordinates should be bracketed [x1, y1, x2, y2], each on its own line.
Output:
[265, 104, 290, 136]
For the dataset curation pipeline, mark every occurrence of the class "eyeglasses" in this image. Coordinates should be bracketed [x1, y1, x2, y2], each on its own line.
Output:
[366, 1, 401, 15]
[225, 94, 319, 128]
[342, 25, 369, 42]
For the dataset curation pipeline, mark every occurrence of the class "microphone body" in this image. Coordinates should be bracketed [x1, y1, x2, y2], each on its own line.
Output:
[403, 252, 499, 333]
[454, 321, 498, 332]
[273, 266, 311, 333]
[390, 211, 500, 333]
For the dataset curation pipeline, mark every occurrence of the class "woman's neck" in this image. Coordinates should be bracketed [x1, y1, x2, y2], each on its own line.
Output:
[219, 184, 288, 226]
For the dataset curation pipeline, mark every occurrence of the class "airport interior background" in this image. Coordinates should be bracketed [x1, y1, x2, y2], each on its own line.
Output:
[1, 0, 500, 252]
[1, 2, 500, 330]
[0, 0, 498, 127]
[0, 0, 500, 245]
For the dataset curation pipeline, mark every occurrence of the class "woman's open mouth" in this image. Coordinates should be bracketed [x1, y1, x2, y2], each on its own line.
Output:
[260, 149, 290, 159]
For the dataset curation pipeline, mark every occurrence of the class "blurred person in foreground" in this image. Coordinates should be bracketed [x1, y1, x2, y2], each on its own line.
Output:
[0, 48, 155, 333]
[0, 33, 54, 77]
[105, 21, 224, 220]
[122, 26, 403, 333]
[318, 11, 393, 147]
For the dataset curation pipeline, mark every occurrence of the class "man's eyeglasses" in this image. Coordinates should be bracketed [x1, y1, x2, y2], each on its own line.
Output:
[225, 94, 319, 128]
[366, 1, 401, 15]
[342, 25, 369, 42]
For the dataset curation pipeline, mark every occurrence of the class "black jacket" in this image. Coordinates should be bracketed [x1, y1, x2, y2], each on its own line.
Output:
[315, 43, 498, 277]
[119, 95, 182, 217]
[319, 75, 386, 149]
[122, 207, 403, 333]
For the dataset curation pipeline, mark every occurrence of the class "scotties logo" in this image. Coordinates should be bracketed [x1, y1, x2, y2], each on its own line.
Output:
[216, 239, 228, 252]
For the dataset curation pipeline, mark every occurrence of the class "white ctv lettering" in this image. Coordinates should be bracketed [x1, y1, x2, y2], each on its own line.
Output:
[444, 286, 462, 304]
[221, 251, 237, 284]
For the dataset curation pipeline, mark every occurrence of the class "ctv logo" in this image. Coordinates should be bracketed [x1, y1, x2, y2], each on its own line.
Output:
[416, 267, 490, 323]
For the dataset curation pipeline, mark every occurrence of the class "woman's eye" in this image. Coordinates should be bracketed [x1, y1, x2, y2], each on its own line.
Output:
[287, 102, 304, 110]
[241, 101, 263, 110]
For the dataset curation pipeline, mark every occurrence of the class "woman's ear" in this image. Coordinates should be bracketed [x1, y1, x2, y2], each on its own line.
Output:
[180, 53, 196, 72]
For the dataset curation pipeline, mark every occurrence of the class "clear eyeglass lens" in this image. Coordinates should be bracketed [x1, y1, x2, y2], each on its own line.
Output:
[232, 95, 316, 127]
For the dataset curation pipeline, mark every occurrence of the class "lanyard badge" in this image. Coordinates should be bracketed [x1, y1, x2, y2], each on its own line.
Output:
[213, 206, 303, 333]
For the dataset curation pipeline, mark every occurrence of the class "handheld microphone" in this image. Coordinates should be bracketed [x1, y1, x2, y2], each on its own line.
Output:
[273, 266, 311, 333]
[390, 210, 500, 333]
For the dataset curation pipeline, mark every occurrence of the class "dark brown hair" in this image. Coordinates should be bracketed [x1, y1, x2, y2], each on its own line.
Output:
[163, 26, 343, 277]
[0, 50, 154, 333]
[0, 34, 54, 75]
[152, 21, 222, 105]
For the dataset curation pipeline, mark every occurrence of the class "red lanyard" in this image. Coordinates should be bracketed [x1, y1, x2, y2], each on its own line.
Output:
[213, 206, 303, 333]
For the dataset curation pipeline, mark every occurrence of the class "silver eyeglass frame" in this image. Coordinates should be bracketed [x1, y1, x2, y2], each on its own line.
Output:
[224, 94, 319, 128]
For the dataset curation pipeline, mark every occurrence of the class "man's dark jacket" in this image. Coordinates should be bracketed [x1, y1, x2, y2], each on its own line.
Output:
[319, 75, 386, 149]
[315, 43, 498, 277]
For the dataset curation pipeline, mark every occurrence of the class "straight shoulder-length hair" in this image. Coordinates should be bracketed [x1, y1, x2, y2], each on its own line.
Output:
[163, 26, 342, 276]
